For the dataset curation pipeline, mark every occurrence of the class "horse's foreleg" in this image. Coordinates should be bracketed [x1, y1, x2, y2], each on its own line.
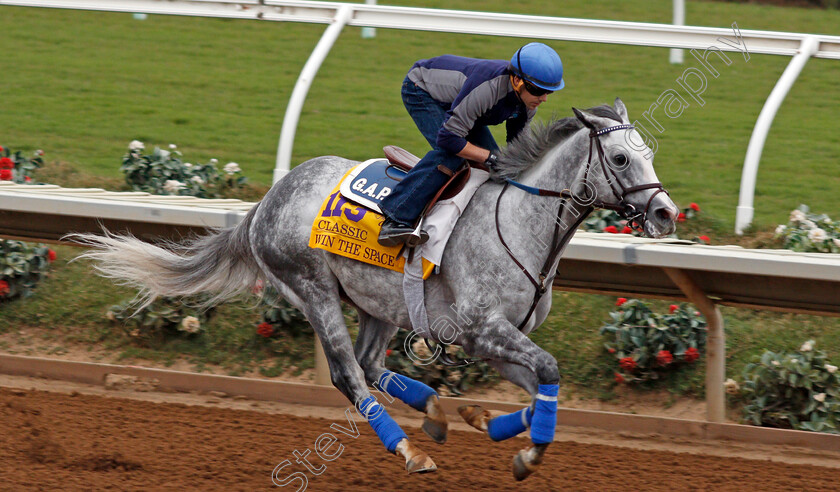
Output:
[459, 321, 559, 481]
[354, 313, 448, 444]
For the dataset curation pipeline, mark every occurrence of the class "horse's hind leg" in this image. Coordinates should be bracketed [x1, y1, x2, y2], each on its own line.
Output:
[262, 271, 435, 473]
[354, 312, 448, 444]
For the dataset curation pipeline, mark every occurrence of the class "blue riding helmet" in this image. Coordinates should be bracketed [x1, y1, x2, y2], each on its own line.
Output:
[509, 42, 565, 91]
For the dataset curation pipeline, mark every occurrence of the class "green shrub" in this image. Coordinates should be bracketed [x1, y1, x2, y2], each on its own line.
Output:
[775, 205, 840, 253]
[601, 298, 707, 383]
[121, 140, 247, 198]
[0, 239, 55, 301]
[254, 285, 313, 339]
[739, 340, 840, 433]
[107, 295, 214, 344]
[385, 329, 498, 396]
[0, 145, 44, 184]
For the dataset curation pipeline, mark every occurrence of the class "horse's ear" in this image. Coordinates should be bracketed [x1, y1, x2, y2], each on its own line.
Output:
[572, 107, 612, 131]
[614, 98, 629, 123]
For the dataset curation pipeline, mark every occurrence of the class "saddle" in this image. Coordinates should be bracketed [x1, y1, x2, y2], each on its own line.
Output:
[383, 145, 486, 206]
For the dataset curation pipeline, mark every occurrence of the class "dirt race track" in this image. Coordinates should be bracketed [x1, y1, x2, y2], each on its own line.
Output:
[2, 384, 839, 492]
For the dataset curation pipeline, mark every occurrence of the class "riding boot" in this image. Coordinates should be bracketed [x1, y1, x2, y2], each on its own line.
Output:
[378, 217, 430, 248]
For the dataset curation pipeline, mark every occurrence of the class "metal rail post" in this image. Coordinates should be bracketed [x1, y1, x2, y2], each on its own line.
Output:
[669, 0, 684, 64]
[735, 36, 819, 234]
[273, 4, 354, 184]
[663, 268, 726, 423]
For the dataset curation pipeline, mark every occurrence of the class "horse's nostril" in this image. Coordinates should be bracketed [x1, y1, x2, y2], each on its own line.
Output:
[656, 207, 677, 222]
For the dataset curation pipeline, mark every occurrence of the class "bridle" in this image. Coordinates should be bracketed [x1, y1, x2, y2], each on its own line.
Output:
[497, 123, 668, 331]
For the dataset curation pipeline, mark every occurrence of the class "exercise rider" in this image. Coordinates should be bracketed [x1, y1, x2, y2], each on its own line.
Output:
[377, 42, 565, 247]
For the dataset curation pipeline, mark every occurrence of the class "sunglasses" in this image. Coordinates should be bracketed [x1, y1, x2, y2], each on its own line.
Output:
[523, 81, 553, 97]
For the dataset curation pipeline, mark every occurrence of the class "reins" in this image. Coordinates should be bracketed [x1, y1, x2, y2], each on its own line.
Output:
[498, 123, 668, 331]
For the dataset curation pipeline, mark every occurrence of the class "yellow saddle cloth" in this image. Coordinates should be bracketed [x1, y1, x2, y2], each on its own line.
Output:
[308, 168, 435, 279]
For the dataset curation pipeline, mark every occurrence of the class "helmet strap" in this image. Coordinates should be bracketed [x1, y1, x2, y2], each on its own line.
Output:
[510, 74, 525, 102]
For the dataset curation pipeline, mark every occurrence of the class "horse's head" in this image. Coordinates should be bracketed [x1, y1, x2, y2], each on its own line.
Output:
[571, 98, 678, 238]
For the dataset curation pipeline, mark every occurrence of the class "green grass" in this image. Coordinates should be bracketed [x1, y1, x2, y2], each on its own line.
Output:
[1, 1, 839, 228]
[0, 1, 839, 404]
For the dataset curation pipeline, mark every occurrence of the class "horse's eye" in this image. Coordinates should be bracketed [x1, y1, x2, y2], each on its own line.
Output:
[613, 154, 627, 167]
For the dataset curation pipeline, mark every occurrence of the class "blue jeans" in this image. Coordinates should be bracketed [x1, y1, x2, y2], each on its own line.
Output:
[379, 77, 498, 224]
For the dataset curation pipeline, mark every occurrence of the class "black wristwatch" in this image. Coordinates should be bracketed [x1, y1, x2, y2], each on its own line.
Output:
[484, 152, 499, 170]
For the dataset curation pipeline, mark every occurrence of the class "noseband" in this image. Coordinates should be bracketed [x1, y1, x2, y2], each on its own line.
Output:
[498, 123, 668, 331]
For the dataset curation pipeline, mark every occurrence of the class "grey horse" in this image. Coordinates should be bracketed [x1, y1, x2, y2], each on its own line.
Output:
[71, 98, 677, 481]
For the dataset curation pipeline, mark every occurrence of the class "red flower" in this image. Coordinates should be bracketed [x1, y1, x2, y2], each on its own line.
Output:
[615, 297, 627, 306]
[47, 249, 57, 262]
[251, 279, 264, 294]
[0, 280, 9, 296]
[0, 157, 12, 169]
[619, 357, 636, 371]
[603, 225, 618, 234]
[699, 235, 710, 243]
[621, 226, 633, 234]
[386, 349, 392, 357]
[677, 212, 686, 222]
[656, 350, 674, 366]
[0, 169, 12, 181]
[614, 372, 625, 384]
[684, 347, 700, 363]
[690, 203, 700, 212]
[608, 347, 616, 354]
[256, 322, 274, 338]
[24, 176, 31, 182]
[669, 304, 679, 314]
[0, 145, 4, 152]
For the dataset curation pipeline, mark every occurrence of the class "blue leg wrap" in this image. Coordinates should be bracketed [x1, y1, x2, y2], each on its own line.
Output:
[530, 384, 559, 445]
[358, 396, 408, 453]
[487, 407, 532, 442]
[378, 371, 437, 412]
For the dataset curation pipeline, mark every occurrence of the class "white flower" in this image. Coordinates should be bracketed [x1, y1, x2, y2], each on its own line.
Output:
[184, 162, 193, 169]
[223, 162, 241, 174]
[771, 360, 780, 367]
[180, 316, 201, 333]
[789, 209, 806, 223]
[163, 180, 185, 194]
[826, 364, 837, 374]
[210, 158, 218, 165]
[169, 144, 177, 150]
[774, 224, 787, 236]
[808, 228, 827, 243]
[411, 339, 431, 359]
[800, 341, 814, 352]
[129, 140, 145, 152]
[190, 175, 204, 184]
[813, 393, 826, 403]
[724, 378, 740, 395]
[834, 238, 840, 248]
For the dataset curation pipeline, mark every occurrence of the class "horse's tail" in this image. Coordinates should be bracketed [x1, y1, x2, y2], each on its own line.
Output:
[68, 204, 263, 309]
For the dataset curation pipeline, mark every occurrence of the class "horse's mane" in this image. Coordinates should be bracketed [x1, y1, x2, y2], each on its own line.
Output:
[494, 104, 624, 180]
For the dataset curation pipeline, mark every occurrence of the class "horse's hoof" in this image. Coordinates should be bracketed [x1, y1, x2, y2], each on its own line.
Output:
[512, 445, 546, 481]
[458, 404, 491, 432]
[396, 438, 437, 474]
[422, 395, 448, 444]
[406, 454, 438, 474]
